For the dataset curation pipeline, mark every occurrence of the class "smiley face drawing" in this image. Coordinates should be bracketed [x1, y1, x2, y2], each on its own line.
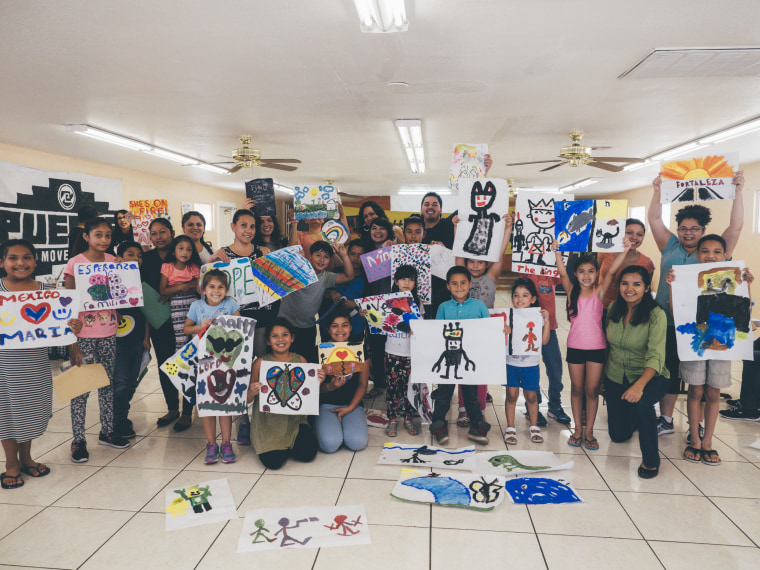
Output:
[52, 307, 72, 321]
[0, 311, 15, 326]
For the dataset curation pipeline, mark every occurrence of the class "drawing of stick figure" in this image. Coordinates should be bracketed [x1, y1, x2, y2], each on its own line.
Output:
[274, 516, 318, 547]
[324, 514, 363, 536]
[512, 218, 526, 252]
[525, 198, 555, 265]
[523, 321, 539, 352]
[463, 181, 501, 256]
[431, 322, 475, 380]
[250, 518, 277, 544]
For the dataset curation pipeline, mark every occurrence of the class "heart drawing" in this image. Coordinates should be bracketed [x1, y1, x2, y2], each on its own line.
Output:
[21, 303, 51, 324]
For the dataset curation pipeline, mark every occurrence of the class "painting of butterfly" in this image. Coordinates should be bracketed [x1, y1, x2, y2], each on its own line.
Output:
[259, 362, 321, 415]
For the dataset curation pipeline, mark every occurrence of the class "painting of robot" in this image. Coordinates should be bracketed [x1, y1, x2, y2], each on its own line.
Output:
[554, 199, 627, 253]
[165, 478, 238, 531]
[672, 261, 753, 361]
[511, 192, 572, 278]
[452, 178, 510, 262]
[409, 318, 506, 385]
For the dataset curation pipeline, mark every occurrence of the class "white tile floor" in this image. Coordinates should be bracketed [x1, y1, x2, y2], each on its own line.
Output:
[2, 293, 759, 569]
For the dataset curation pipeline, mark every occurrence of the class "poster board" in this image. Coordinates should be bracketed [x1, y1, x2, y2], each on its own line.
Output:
[245, 178, 276, 217]
[129, 199, 170, 247]
[318, 341, 366, 376]
[503, 477, 582, 504]
[448, 143, 488, 192]
[53, 363, 109, 403]
[489, 307, 543, 357]
[391, 244, 431, 304]
[377, 444, 475, 471]
[511, 192, 572, 277]
[73, 262, 143, 310]
[360, 246, 393, 283]
[0, 288, 79, 349]
[165, 478, 238, 531]
[293, 184, 340, 220]
[452, 178, 510, 262]
[250, 245, 318, 307]
[660, 153, 738, 203]
[554, 199, 627, 252]
[356, 292, 421, 335]
[391, 468, 506, 511]
[259, 361, 321, 415]
[200, 258, 259, 306]
[473, 450, 574, 476]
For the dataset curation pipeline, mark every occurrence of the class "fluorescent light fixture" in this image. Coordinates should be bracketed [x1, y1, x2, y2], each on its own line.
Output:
[560, 178, 597, 192]
[353, 0, 407, 33]
[623, 159, 654, 172]
[650, 141, 706, 162]
[66, 124, 152, 152]
[145, 147, 198, 165]
[274, 184, 294, 195]
[698, 117, 760, 144]
[193, 163, 230, 175]
[396, 119, 425, 174]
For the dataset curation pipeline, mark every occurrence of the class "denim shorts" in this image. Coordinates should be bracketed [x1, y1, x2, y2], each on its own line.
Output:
[506, 364, 540, 391]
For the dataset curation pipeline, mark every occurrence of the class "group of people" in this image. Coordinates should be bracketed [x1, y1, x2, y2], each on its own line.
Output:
[0, 167, 755, 489]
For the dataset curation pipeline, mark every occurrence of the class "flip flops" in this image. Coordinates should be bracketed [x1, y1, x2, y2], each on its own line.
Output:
[567, 434, 583, 448]
[20, 463, 50, 478]
[683, 445, 702, 463]
[1, 472, 24, 489]
[701, 449, 721, 466]
[584, 437, 599, 451]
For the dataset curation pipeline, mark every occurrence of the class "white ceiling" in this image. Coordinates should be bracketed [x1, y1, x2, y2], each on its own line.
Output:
[1, 0, 760, 198]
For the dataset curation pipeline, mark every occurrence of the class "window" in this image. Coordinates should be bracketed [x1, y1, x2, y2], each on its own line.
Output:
[755, 190, 760, 233]
[193, 202, 213, 231]
[628, 205, 645, 223]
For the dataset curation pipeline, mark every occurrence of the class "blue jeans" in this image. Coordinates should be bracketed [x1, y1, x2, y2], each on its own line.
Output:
[315, 404, 368, 453]
[536, 330, 564, 411]
[113, 338, 144, 422]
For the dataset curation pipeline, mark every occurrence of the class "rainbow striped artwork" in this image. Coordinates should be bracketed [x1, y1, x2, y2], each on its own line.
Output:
[250, 245, 318, 307]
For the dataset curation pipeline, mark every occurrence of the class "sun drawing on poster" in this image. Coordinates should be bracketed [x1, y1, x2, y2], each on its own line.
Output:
[661, 155, 734, 201]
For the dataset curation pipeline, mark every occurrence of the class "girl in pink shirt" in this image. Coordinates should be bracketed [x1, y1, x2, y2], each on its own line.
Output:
[553, 238, 630, 450]
[160, 235, 201, 349]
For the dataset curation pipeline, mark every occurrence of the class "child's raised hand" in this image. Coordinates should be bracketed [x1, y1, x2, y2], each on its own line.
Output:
[665, 268, 676, 284]
[540, 309, 549, 324]
[317, 369, 326, 383]
[247, 381, 262, 403]
[334, 242, 347, 257]
[550, 239, 559, 252]
[733, 170, 745, 192]
[382, 239, 395, 248]
[503, 213, 513, 226]
[622, 236, 632, 251]
[652, 175, 662, 193]
[484, 153, 493, 174]
[329, 374, 347, 390]
[503, 325, 511, 335]
[67, 318, 83, 336]
[358, 309, 368, 317]
[201, 318, 213, 329]
[742, 267, 754, 283]
[451, 215, 460, 227]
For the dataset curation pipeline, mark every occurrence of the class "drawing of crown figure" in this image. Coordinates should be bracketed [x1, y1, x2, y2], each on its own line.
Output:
[527, 198, 553, 210]
[442, 322, 464, 340]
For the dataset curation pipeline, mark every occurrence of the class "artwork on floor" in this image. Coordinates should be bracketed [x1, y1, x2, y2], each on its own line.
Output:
[660, 153, 738, 203]
[250, 245, 318, 307]
[391, 244, 431, 304]
[365, 408, 389, 428]
[139, 282, 171, 329]
[391, 468, 506, 511]
[195, 316, 256, 416]
[237, 505, 370, 552]
[511, 192, 572, 277]
[53, 363, 109, 403]
[448, 143, 488, 192]
[318, 341, 366, 376]
[360, 246, 393, 283]
[259, 361, 321, 415]
[503, 477, 583, 505]
[672, 261, 752, 361]
[452, 178, 510, 262]
[378, 444, 475, 471]
[474, 451, 574, 476]
[409, 318, 506, 385]
[321, 220, 349, 244]
[74, 261, 144, 311]
[0, 289, 79, 349]
[407, 382, 433, 424]
[129, 199, 170, 247]
[489, 308, 543, 358]
[429, 244, 455, 280]
[554, 199, 627, 252]
[200, 258, 259, 306]
[356, 292, 421, 335]
[161, 331, 205, 405]
[165, 478, 238, 531]
[293, 184, 340, 220]
[245, 178, 276, 217]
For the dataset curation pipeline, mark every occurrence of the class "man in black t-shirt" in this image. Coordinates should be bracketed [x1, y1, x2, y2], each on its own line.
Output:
[420, 192, 455, 317]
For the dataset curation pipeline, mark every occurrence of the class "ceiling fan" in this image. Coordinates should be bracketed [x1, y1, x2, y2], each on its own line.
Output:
[506, 131, 644, 173]
[506, 178, 532, 198]
[214, 135, 301, 173]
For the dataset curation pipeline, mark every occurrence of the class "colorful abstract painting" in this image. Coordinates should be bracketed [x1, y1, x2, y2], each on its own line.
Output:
[356, 292, 421, 335]
[503, 477, 582, 505]
[360, 246, 393, 283]
[554, 199, 627, 252]
[474, 451, 574, 476]
[165, 478, 237, 531]
[0, 289, 79, 349]
[660, 153, 738, 203]
[391, 244, 431, 304]
[74, 261, 143, 311]
[512, 192, 572, 278]
[448, 143, 488, 192]
[259, 361, 320, 415]
[293, 184, 340, 220]
[452, 178, 510, 262]
[489, 307, 543, 357]
[162, 329, 208, 405]
[318, 341, 366, 376]
[200, 258, 259, 306]
[237, 505, 370, 552]
[391, 468, 506, 511]
[672, 261, 752, 361]
[250, 245, 318, 307]
[129, 199, 170, 247]
[378, 444, 475, 471]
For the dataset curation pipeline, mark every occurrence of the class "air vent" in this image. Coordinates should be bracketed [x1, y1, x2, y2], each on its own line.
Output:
[619, 48, 760, 79]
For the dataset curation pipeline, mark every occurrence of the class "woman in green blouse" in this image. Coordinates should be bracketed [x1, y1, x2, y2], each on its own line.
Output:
[604, 265, 670, 479]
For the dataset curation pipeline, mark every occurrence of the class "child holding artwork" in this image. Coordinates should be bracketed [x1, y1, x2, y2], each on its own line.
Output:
[112, 241, 151, 439]
[183, 269, 241, 464]
[160, 235, 202, 349]
[502, 278, 551, 444]
[315, 310, 369, 453]
[326, 239, 367, 341]
[403, 215, 426, 244]
[65, 218, 131, 462]
[246, 317, 320, 469]
[429, 266, 492, 446]
[1, 240, 82, 489]
[553, 238, 631, 450]
[666, 235, 754, 466]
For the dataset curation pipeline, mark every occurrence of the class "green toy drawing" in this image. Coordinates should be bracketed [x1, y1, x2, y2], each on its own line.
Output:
[250, 518, 277, 544]
[487, 454, 549, 472]
[175, 484, 213, 514]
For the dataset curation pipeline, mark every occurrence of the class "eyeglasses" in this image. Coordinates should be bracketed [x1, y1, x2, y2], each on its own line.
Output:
[677, 226, 703, 234]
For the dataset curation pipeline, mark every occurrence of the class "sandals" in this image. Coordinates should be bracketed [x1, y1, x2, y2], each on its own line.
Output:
[701, 449, 721, 466]
[456, 414, 470, 428]
[504, 427, 518, 445]
[530, 426, 544, 444]
[1, 472, 23, 489]
[404, 418, 419, 436]
[567, 434, 583, 448]
[365, 386, 384, 399]
[584, 436, 599, 451]
[683, 445, 702, 463]
[20, 463, 50, 478]
[385, 420, 398, 438]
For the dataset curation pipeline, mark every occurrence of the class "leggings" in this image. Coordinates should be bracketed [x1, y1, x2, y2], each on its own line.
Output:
[258, 424, 318, 470]
[385, 353, 416, 421]
[71, 336, 116, 442]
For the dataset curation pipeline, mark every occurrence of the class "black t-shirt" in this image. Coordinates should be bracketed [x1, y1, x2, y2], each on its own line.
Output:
[422, 217, 455, 249]
[321, 373, 358, 406]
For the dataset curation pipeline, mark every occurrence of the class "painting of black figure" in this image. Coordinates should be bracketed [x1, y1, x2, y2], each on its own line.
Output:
[431, 322, 475, 380]
[463, 181, 501, 256]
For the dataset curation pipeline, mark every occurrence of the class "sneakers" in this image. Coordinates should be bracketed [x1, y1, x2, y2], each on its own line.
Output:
[720, 407, 760, 421]
[524, 409, 548, 427]
[656, 417, 675, 437]
[221, 442, 236, 463]
[98, 432, 131, 449]
[173, 415, 192, 432]
[548, 408, 572, 425]
[204, 443, 219, 464]
[71, 440, 89, 463]
[430, 420, 449, 445]
[114, 418, 136, 439]
[726, 398, 740, 407]
[237, 419, 251, 446]
[467, 420, 491, 445]
[685, 423, 705, 445]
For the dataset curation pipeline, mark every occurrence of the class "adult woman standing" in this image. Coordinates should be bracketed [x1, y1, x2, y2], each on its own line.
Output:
[182, 211, 214, 265]
[598, 218, 655, 310]
[254, 214, 287, 251]
[604, 265, 670, 479]
[357, 201, 404, 245]
[111, 210, 135, 253]
[648, 172, 744, 436]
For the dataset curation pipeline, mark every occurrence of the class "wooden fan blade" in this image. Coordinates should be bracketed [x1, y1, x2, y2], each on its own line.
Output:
[208, 161, 236, 165]
[588, 161, 624, 172]
[540, 162, 565, 172]
[258, 159, 302, 164]
[506, 160, 562, 166]
[592, 157, 644, 163]
[228, 164, 243, 173]
[261, 163, 298, 172]
[589, 146, 612, 150]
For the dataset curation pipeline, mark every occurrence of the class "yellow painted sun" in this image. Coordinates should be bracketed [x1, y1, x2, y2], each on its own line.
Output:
[661, 155, 734, 181]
